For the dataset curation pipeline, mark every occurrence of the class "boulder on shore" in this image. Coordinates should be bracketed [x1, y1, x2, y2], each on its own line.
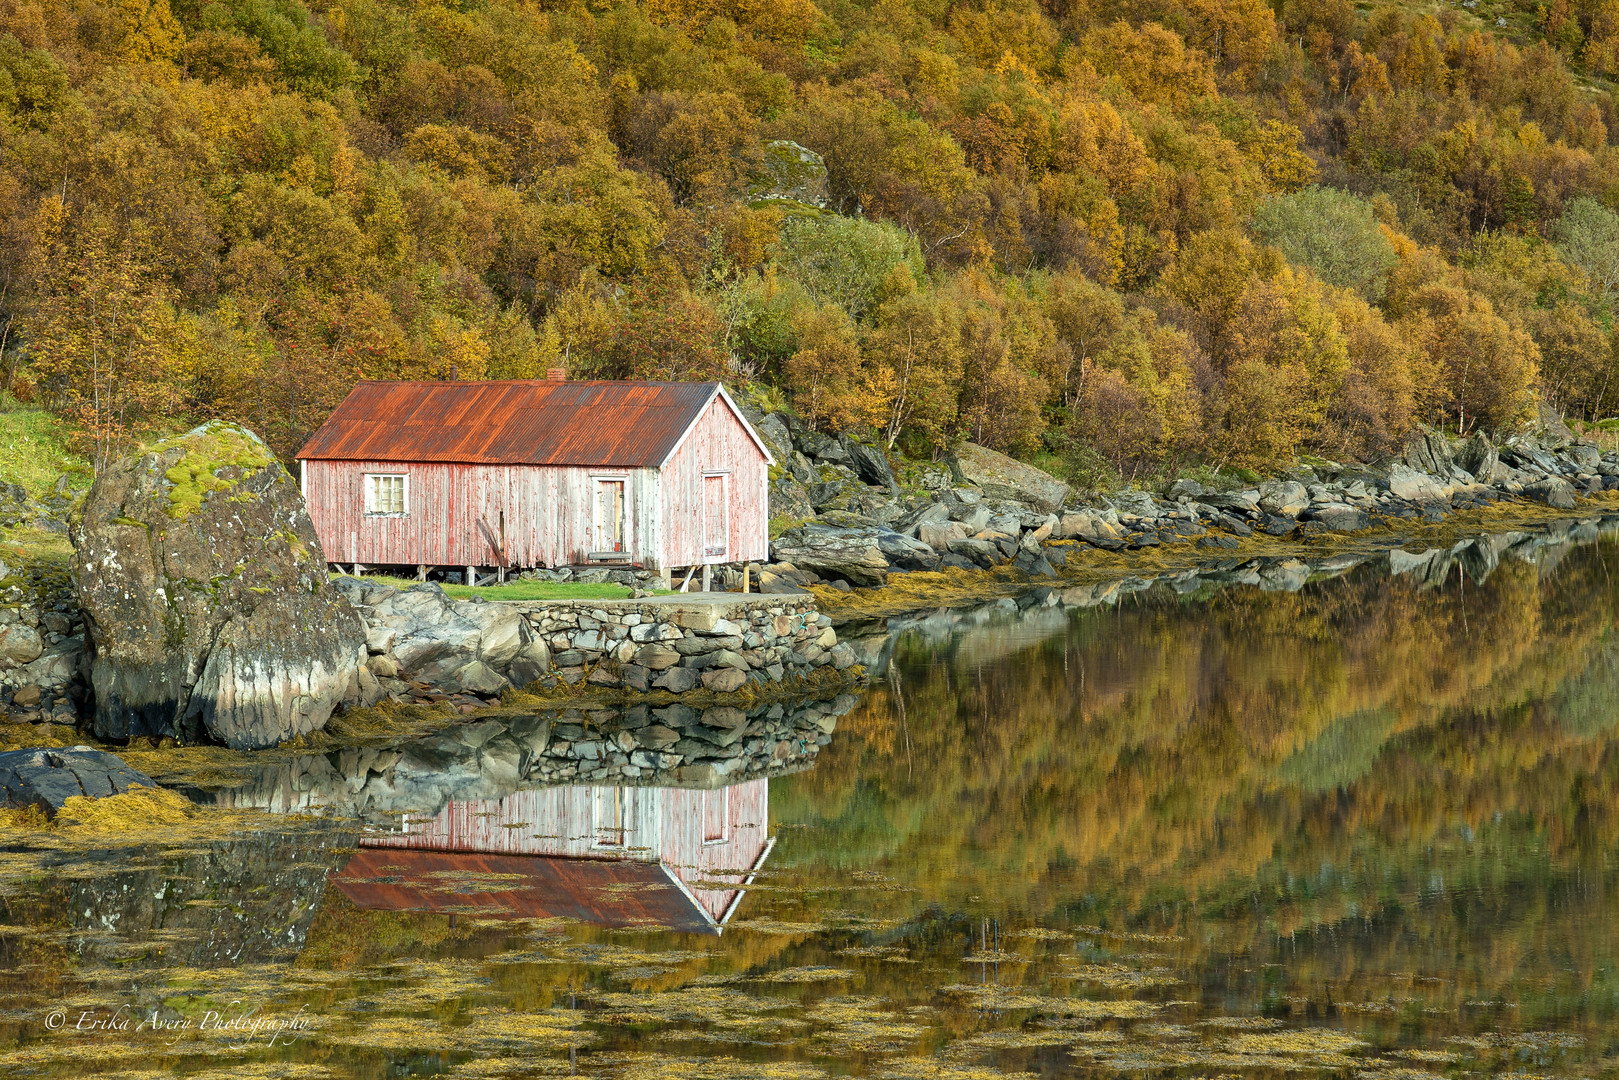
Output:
[947, 443, 1071, 513]
[1386, 463, 1448, 504]
[1524, 476, 1576, 509]
[771, 525, 890, 586]
[1455, 431, 1499, 483]
[1403, 429, 1455, 477]
[74, 422, 368, 749]
[842, 438, 899, 493]
[0, 746, 155, 815]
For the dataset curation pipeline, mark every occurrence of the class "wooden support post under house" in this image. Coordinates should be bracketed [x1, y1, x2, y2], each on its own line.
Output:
[702, 565, 712, 593]
[417, 565, 427, 582]
[742, 565, 750, 593]
[466, 565, 477, 587]
[352, 563, 364, 577]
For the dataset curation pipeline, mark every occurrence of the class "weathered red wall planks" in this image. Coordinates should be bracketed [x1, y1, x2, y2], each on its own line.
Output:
[661, 395, 770, 567]
[305, 459, 659, 569]
[363, 781, 771, 923]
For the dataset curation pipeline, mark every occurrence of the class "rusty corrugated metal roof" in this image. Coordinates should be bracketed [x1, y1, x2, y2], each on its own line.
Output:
[332, 848, 719, 934]
[296, 380, 724, 468]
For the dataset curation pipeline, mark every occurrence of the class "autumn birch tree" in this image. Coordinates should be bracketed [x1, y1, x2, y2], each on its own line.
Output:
[26, 202, 189, 473]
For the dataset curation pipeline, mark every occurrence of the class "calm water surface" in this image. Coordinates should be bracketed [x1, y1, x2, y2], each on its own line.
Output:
[2, 521, 1618, 1078]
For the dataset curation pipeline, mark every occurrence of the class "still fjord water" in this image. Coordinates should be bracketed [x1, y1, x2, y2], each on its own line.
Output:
[2, 521, 1617, 1078]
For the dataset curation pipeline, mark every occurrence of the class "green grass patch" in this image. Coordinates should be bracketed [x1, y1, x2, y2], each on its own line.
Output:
[343, 573, 658, 601]
[0, 394, 91, 499]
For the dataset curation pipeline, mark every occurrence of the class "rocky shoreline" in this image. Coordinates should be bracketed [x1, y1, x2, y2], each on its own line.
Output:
[832, 514, 1619, 678]
[746, 406, 1619, 596]
[4, 414, 1618, 743]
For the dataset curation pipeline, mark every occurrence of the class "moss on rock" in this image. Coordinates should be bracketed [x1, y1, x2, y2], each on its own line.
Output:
[151, 422, 275, 521]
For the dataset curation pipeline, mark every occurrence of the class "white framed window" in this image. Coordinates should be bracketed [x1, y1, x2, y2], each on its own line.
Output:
[364, 474, 408, 516]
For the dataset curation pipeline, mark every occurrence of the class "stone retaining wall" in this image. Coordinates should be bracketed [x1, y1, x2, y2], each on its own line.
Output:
[334, 578, 859, 707]
[515, 595, 856, 694]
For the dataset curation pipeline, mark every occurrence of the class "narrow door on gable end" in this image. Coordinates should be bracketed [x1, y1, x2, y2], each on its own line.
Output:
[702, 473, 728, 563]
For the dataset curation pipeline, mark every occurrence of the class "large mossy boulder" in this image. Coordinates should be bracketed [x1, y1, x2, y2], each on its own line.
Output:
[747, 140, 830, 209]
[73, 422, 367, 749]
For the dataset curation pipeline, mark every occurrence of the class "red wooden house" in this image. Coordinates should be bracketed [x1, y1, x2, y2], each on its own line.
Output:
[296, 378, 774, 580]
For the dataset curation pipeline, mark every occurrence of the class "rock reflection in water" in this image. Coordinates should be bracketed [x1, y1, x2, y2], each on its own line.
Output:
[198, 698, 856, 936]
[209, 695, 856, 823]
[840, 515, 1619, 676]
[0, 818, 355, 971]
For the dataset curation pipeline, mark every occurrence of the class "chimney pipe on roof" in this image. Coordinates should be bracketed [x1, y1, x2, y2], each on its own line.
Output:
[546, 368, 567, 382]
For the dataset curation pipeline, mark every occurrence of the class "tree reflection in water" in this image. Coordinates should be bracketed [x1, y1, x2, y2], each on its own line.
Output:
[1, 521, 1616, 1078]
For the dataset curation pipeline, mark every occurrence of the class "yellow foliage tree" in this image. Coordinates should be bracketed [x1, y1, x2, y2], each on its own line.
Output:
[1399, 285, 1539, 434]
[25, 201, 191, 472]
[867, 288, 966, 451]
[784, 304, 892, 433]
[1078, 21, 1218, 111]
[1219, 266, 1350, 464]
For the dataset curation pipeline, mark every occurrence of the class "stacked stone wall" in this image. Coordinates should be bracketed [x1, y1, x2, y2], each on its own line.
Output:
[516, 595, 856, 695]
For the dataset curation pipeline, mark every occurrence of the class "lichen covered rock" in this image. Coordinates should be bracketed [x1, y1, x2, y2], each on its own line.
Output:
[73, 422, 366, 749]
[946, 442, 1071, 514]
[748, 139, 830, 209]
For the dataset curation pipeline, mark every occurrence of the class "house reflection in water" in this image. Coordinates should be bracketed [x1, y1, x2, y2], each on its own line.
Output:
[332, 780, 772, 935]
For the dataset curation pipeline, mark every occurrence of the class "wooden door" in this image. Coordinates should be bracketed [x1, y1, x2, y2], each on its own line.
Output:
[595, 479, 626, 554]
[701, 787, 729, 845]
[475, 468, 508, 568]
[702, 474, 728, 562]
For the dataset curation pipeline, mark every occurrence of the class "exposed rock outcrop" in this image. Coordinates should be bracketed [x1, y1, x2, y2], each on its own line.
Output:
[948, 442, 1071, 512]
[73, 422, 369, 749]
[0, 746, 155, 815]
[748, 139, 830, 209]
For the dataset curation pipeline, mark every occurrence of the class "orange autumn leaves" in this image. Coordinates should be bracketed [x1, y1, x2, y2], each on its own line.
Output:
[0, 0, 1615, 475]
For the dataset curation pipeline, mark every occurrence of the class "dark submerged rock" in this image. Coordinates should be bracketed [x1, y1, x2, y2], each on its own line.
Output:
[0, 746, 155, 815]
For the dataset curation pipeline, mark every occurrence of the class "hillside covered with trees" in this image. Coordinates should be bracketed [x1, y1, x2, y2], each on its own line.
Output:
[3, 0, 1619, 483]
